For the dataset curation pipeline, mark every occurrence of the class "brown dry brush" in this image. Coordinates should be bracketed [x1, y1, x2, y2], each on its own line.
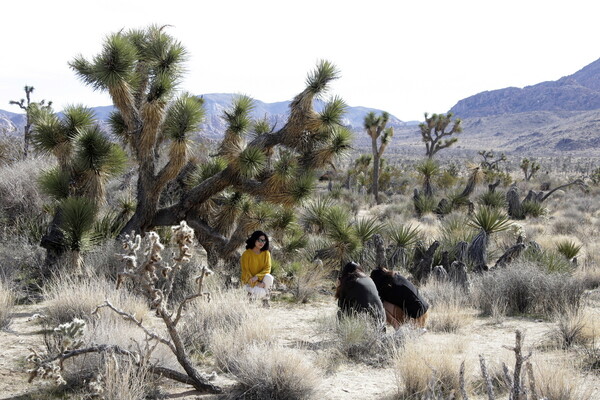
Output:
[27, 221, 221, 394]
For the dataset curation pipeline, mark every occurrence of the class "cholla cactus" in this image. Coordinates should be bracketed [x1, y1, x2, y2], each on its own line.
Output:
[54, 318, 86, 353]
[27, 318, 86, 385]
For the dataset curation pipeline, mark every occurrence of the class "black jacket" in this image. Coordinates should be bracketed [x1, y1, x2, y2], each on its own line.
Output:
[371, 272, 429, 318]
[337, 277, 385, 324]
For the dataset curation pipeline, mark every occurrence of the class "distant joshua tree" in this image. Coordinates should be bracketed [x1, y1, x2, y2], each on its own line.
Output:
[419, 112, 462, 159]
[69, 25, 352, 266]
[363, 111, 393, 204]
[520, 158, 540, 181]
[9, 85, 52, 159]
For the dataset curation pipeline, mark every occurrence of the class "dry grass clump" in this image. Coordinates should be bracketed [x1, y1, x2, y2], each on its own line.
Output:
[209, 305, 276, 371]
[43, 272, 150, 326]
[471, 261, 585, 318]
[393, 340, 463, 399]
[87, 354, 159, 400]
[289, 262, 330, 303]
[209, 307, 320, 400]
[181, 289, 253, 356]
[0, 235, 45, 287]
[0, 280, 16, 329]
[328, 312, 388, 363]
[532, 360, 594, 400]
[420, 280, 474, 333]
[223, 343, 321, 400]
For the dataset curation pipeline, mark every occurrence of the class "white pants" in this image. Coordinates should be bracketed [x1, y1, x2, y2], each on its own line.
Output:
[245, 274, 274, 298]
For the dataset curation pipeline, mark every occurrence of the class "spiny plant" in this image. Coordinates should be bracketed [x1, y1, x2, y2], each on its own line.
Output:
[556, 240, 582, 261]
[387, 223, 421, 269]
[364, 111, 393, 204]
[467, 206, 512, 270]
[70, 25, 352, 265]
[32, 105, 127, 273]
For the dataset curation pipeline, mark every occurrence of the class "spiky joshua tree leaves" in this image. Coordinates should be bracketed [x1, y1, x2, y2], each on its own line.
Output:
[70, 25, 352, 265]
[364, 111, 393, 204]
[32, 105, 127, 273]
[420, 112, 462, 159]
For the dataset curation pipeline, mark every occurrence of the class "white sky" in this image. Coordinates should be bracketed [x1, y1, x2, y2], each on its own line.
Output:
[2, 0, 599, 122]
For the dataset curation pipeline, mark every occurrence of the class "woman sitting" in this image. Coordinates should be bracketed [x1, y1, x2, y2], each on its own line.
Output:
[370, 267, 429, 329]
[240, 230, 274, 299]
[335, 262, 385, 327]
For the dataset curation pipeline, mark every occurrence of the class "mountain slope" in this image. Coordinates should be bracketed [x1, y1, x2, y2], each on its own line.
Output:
[450, 58, 600, 118]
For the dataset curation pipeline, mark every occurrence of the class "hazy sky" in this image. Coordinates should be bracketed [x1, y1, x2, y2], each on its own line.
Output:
[2, 0, 598, 122]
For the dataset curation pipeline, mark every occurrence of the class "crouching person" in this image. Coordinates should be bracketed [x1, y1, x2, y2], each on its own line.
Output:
[370, 267, 429, 330]
[241, 231, 274, 301]
[335, 262, 385, 329]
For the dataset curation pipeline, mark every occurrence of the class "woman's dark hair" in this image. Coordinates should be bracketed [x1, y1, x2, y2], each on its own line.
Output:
[335, 262, 366, 299]
[245, 230, 270, 251]
[370, 267, 394, 289]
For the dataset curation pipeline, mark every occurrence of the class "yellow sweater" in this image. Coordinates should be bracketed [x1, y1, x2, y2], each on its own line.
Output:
[240, 249, 271, 287]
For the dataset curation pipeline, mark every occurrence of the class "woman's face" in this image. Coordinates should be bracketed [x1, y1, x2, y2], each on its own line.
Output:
[255, 236, 267, 249]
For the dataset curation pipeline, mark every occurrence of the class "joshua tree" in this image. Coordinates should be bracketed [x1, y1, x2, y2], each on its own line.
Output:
[416, 158, 439, 197]
[520, 158, 540, 181]
[478, 149, 506, 171]
[69, 25, 352, 266]
[32, 106, 126, 273]
[467, 206, 511, 271]
[420, 112, 462, 159]
[364, 111, 393, 204]
[9, 85, 52, 159]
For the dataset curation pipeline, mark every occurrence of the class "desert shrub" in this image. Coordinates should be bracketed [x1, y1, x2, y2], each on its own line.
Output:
[521, 200, 547, 218]
[43, 272, 150, 326]
[210, 307, 276, 371]
[289, 262, 329, 303]
[87, 355, 159, 400]
[180, 289, 253, 357]
[420, 280, 473, 333]
[0, 280, 15, 329]
[0, 156, 52, 235]
[522, 246, 572, 273]
[0, 235, 45, 293]
[471, 262, 585, 317]
[533, 361, 594, 400]
[555, 239, 582, 260]
[393, 340, 462, 399]
[223, 343, 321, 400]
[477, 190, 506, 209]
[414, 195, 437, 216]
[325, 312, 391, 364]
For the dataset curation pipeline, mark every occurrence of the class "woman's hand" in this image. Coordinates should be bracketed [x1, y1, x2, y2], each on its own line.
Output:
[250, 276, 259, 283]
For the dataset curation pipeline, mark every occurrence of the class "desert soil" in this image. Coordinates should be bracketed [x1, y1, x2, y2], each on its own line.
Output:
[1, 294, 600, 400]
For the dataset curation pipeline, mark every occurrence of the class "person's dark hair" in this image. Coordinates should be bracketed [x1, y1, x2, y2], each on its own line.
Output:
[335, 262, 366, 299]
[370, 267, 394, 290]
[245, 230, 270, 251]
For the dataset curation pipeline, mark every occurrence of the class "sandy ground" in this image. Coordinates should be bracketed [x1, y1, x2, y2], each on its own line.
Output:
[1, 295, 599, 400]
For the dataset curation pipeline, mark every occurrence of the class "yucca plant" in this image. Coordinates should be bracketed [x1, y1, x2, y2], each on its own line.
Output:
[468, 206, 512, 270]
[521, 200, 547, 218]
[556, 240, 582, 261]
[319, 205, 361, 270]
[478, 190, 506, 209]
[353, 216, 385, 266]
[416, 158, 440, 197]
[387, 223, 421, 269]
[414, 193, 437, 216]
[301, 196, 336, 234]
[33, 106, 127, 273]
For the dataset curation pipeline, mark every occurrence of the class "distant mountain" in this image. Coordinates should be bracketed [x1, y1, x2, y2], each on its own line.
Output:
[0, 110, 25, 135]
[450, 58, 600, 118]
[0, 94, 410, 140]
